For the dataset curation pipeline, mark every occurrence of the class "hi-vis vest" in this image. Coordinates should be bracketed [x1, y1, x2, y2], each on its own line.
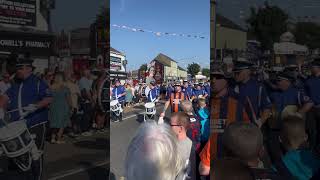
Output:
[170, 92, 186, 112]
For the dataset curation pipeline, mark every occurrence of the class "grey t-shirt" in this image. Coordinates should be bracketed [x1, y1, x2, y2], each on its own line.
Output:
[176, 137, 192, 180]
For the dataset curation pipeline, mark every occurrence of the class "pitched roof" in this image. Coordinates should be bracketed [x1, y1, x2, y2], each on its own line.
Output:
[216, 14, 246, 32]
[110, 47, 123, 55]
[153, 53, 177, 66]
[178, 66, 186, 71]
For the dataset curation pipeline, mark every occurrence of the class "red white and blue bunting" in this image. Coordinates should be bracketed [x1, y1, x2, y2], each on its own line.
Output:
[111, 24, 206, 39]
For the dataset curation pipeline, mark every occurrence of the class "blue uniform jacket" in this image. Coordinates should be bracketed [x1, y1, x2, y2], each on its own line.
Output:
[6, 74, 52, 128]
[112, 85, 126, 102]
[147, 88, 158, 102]
[237, 78, 272, 118]
[305, 76, 320, 106]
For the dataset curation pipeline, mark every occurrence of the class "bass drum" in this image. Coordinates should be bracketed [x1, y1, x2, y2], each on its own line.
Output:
[98, 77, 110, 113]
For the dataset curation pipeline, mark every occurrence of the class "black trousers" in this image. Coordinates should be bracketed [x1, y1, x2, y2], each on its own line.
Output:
[0, 122, 47, 180]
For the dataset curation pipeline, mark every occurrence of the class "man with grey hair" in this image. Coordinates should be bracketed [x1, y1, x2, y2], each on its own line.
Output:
[125, 122, 184, 180]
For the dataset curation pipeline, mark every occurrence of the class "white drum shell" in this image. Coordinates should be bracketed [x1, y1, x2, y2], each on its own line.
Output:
[0, 121, 33, 158]
[110, 100, 120, 112]
[145, 103, 156, 115]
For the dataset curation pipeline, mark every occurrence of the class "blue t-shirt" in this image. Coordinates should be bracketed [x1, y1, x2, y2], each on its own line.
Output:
[280, 150, 320, 180]
[6, 74, 52, 127]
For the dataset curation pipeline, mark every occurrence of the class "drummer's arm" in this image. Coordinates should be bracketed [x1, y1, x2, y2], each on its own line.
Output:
[36, 97, 52, 109]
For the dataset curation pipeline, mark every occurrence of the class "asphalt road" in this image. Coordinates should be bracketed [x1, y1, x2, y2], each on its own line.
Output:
[110, 103, 168, 180]
[43, 130, 109, 180]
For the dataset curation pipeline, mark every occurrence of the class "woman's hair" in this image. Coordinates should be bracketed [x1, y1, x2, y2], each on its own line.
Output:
[125, 122, 183, 180]
[51, 72, 65, 90]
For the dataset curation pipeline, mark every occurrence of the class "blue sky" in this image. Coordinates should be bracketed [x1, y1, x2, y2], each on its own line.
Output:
[111, 0, 210, 71]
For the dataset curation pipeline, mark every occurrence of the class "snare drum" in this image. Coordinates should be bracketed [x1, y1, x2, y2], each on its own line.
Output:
[110, 100, 122, 116]
[144, 102, 156, 122]
[0, 120, 33, 158]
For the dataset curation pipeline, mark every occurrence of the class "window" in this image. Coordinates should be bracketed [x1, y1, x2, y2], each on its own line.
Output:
[111, 56, 121, 63]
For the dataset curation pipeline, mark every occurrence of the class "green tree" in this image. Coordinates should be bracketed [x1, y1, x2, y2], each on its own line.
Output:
[294, 22, 320, 49]
[187, 63, 201, 78]
[139, 64, 148, 71]
[246, 1, 288, 50]
[202, 68, 210, 77]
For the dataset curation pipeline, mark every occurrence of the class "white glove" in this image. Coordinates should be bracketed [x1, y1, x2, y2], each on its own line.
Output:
[23, 104, 38, 115]
[158, 117, 164, 124]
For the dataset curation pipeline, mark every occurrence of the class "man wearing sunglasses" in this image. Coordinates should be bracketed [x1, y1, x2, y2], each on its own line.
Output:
[0, 57, 52, 180]
[210, 68, 250, 165]
[232, 61, 272, 128]
[267, 71, 313, 164]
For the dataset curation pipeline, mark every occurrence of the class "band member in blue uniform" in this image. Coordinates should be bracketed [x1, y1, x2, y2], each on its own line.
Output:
[233, 61, 272, 128]
[0, 58, 52, 180]
[147, 81, 159, 103]
[305, 59, 320, 151]
[183, 80, 193, 101]
[111, 79, 126, 122]
[111, 79, 126, 106]
[268, 72, 313, 164]
[192, 83, 208, 100]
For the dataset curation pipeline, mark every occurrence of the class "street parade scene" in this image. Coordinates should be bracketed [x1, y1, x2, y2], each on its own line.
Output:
[110, 0, 210, 179]
[0, 0, 109, 180]
[110, 0, 320, 180]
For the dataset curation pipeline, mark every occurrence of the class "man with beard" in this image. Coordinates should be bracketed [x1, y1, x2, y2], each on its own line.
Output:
[0, 57, 52, 180]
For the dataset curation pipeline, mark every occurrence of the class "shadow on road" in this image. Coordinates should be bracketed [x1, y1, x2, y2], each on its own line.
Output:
[78, 162, 108, 180]
[74, 138, 109, 150]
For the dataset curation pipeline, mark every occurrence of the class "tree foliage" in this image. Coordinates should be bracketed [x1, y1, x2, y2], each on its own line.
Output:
[139, 64, 147, 71]
[202, 68, 210, 77]
[246, 1, 288, 50]
[187, 63, 201, 78]
[294, 22, 320, 49]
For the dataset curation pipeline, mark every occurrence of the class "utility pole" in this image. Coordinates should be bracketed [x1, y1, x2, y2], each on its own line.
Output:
[211, 0, 217, 64]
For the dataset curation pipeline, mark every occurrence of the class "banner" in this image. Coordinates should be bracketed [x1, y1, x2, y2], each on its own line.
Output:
[0, 0, 37, 26]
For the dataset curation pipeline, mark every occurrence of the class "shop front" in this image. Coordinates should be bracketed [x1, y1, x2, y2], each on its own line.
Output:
[0, 28, 54, 75]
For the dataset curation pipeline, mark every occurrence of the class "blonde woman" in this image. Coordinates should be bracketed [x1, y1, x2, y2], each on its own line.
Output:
[49, 72, 72, 144]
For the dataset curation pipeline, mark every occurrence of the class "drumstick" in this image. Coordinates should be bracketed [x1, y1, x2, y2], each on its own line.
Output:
[246, 96, 259, 126]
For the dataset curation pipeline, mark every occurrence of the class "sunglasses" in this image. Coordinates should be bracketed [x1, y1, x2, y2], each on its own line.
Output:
[212, 74, 225, 80]
[169, 124, 182, 127]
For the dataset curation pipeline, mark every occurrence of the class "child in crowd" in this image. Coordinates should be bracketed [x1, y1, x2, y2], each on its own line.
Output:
[275, 116, 320, 180]
[196, 97, 210, 146]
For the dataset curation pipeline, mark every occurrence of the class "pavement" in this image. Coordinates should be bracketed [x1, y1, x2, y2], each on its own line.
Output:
[110, 102, 168, 180]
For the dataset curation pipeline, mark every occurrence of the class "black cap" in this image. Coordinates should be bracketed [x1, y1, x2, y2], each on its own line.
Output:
[149, 80, 156, 86]
[310, 59, 320, 68]
[233, 61, 253, 72]
[16, 58, 33, 68]
[277, 72, 295, 82]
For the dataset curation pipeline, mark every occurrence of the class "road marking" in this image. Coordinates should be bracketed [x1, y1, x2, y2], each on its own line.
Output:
[47, 161, 108, 180]
[122, 111, 144, 120]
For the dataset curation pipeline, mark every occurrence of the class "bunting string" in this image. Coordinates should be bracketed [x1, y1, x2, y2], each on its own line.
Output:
[111, 24, 206, 39]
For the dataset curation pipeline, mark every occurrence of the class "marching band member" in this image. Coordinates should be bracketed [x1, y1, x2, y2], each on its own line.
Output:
[303, 59, 320, 151]
[111, 79, 126, 122]
[0, 58, 52, 180]
[147, 81, 159, 103]
[160, 81, 189, 117]
[232, 61, 272, 128]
